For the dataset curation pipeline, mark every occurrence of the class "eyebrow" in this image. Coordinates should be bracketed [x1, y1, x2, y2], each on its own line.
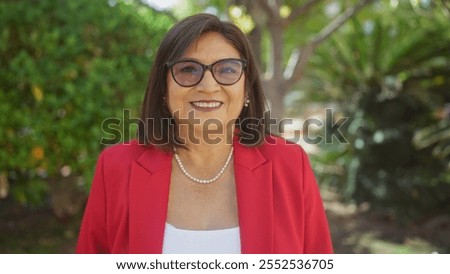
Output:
[172, 57, 242, 64]
[172, 58, 200, 63]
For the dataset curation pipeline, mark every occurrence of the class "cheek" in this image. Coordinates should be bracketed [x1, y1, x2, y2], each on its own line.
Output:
[235, 93, 245, 109]
[166, 77, 184, 112]
[166, 93, 181, 118]
[233, 81, 246, 106]
[226, 89, 245, 117]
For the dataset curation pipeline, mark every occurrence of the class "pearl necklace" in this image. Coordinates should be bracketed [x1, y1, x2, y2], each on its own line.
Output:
[173, 147, 234, 184]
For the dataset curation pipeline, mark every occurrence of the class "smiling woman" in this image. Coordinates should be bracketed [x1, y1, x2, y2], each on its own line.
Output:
[76, 13, 333, 254]
[139, 14, 266, 151]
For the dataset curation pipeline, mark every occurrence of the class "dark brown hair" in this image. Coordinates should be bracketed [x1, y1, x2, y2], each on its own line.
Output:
[138, 13, 267, 151]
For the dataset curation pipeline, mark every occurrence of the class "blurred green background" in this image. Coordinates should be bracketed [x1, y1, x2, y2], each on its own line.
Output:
[0, 0, 449, 253]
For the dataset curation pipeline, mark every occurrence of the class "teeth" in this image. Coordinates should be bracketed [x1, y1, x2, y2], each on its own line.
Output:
[191, 101, 222, 108]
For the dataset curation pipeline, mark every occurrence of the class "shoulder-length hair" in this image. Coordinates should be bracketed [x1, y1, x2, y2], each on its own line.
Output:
[138, 13, 267, 152]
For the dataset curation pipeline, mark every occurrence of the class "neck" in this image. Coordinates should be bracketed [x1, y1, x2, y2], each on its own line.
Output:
[178, 141, 233, 166]
[173, 121, 236, 172]
[173, 140, 234, 183]
[176, 122, 235, 150]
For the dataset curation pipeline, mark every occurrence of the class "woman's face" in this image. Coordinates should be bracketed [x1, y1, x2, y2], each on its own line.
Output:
[166, 32, 245, 139]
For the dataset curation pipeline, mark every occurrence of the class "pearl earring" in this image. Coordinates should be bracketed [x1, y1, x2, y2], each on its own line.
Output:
[244, 99, 250, 107]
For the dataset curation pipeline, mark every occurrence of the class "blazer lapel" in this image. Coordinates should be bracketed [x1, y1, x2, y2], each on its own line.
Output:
[234, 142, 274, 253]
[129, 147, 172, 253]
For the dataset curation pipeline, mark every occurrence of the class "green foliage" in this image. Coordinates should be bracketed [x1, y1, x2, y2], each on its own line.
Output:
[306, 1, 450, 223]
[0, 0, 173, 209]
[414, 119, 450, 167]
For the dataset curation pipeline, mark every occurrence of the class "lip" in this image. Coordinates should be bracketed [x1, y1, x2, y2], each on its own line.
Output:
[189, 100, 223, 112]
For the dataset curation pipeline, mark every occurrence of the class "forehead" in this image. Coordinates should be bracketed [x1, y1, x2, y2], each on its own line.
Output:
[182, 32, 241, 61]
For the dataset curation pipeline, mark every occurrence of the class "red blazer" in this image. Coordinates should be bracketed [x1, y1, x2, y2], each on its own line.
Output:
[76, 136, 333, 253]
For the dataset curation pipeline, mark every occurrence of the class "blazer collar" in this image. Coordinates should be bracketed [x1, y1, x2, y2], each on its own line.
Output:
[233, 141, 274, 253]
[136, 146, 172, 173]
[128, 141, 274, 253]
[129, 147, 172, 253]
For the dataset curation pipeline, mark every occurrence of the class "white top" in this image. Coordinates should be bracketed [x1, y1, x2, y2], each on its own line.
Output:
[162, 223, 241, 254]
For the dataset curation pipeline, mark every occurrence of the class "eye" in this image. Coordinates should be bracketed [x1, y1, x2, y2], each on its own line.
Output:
[173, 62, 202, 74]
[215, 61, 241, 75]
[179, 65, 200, 73]
[218, 66, 237, 74]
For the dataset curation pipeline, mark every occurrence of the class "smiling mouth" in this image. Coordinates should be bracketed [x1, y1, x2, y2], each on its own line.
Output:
[190, 101, 223, 111]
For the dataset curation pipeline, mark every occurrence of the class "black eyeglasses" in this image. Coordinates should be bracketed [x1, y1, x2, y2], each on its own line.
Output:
[166, 58, 247, 87]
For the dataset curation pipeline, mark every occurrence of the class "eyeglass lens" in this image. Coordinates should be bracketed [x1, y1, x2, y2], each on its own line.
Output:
[171, 59, 245, 87]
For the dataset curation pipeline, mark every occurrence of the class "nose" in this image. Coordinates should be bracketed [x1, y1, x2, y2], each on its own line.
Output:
[196, 69, 220, 93]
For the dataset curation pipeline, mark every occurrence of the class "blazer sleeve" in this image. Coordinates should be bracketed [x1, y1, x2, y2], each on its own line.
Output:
[300, 148, 333, 254]
[76, 151, 110, 253]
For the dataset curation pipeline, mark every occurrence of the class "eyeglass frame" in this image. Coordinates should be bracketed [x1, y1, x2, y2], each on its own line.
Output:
[166, 58, 247, 87]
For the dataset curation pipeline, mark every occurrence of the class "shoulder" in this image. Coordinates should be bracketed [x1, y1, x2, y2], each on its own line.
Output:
[253, 135, 314, 176]
[258, 135, 307, 161]
[98, 140, 160, 170]
[93, 140, 170, 190]
[100, 140, 145, 161]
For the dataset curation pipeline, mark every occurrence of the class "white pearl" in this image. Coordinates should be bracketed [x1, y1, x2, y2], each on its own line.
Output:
[174, 147, 233, 184]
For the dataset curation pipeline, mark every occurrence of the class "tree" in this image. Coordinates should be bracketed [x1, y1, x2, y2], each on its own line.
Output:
[0, 0, 173, 216]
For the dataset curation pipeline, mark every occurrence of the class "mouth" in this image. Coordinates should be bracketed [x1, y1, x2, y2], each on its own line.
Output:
[190, 100, 223, 112]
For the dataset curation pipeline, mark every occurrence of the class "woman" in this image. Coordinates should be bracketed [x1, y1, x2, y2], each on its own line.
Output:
[76, 13, 333, 254]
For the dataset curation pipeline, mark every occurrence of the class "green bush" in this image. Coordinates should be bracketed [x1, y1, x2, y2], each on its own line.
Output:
[0, 0, 172, 211]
